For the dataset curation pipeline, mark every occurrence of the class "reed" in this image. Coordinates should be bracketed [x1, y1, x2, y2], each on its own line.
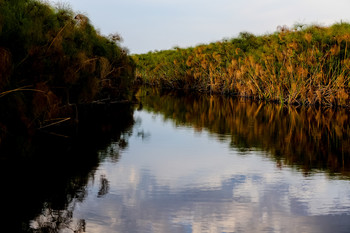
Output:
[0, 0, 135, 140]
[134, 22, 350, 107]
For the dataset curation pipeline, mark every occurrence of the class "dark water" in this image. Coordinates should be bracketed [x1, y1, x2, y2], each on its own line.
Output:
[1, 89, 350, 232]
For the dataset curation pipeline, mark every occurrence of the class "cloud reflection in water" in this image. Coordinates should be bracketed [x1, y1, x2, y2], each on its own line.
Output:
[72, 110, 350, 233]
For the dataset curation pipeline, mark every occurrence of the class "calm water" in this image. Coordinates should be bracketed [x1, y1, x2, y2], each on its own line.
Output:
[2, 90, 350, 232]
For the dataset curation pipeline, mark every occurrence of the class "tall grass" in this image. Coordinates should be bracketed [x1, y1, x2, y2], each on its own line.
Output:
[0, 0, 135, 141]
[134, 23, 350, 107]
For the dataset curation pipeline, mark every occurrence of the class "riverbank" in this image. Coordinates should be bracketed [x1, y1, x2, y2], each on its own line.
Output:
[133, 22, 350, 108]
[0, 0, 136, 143]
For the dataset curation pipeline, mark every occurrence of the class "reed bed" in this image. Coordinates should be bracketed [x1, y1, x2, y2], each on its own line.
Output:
[134, 23, 350, 107]
[0, 0, 135, 141]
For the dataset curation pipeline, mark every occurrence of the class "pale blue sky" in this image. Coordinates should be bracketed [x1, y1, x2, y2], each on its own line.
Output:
[49, 0, 350, 54]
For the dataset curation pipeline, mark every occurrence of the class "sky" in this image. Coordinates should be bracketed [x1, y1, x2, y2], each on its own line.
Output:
[48, 0, 350, 54]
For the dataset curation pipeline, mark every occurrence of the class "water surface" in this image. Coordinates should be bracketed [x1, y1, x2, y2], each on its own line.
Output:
[71, 109, 350, 233]
[5, 90, 350, 232]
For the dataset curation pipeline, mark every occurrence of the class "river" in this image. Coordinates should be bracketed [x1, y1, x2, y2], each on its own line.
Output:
[2, 88, 350, 232]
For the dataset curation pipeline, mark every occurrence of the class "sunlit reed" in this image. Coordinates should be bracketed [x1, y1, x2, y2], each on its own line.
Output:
[134, 23, 350, 107]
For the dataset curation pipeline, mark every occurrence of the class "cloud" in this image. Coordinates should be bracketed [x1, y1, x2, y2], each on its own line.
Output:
[73, 167, 350, 233]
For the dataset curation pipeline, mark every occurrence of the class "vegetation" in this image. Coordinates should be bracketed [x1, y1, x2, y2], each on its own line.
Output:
[138, 88, 350, 178]
[0, 0, 135, 142]
[134, 22, 350, 107]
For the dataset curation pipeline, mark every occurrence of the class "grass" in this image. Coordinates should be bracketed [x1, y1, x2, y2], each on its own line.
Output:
[133, 22, 350, 107]
[0, 0, 135, 140]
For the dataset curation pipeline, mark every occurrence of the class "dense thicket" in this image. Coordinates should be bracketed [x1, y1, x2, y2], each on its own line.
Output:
[0, 0, 135, 141]
[134, 23, 350, 107]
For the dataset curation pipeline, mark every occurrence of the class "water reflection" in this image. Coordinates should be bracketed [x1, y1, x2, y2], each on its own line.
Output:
[2, 89, 350, 232]
[70, 101, 350, 233]
[0, 103, 134, 232]
[139, 88, 350, 178]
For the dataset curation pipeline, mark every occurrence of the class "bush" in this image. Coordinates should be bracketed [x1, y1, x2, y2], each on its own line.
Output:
[0, 0, 135, 140]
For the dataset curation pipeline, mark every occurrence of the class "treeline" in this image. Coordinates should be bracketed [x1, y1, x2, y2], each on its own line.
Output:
[134, 22, 350, 107]
[139, 88, 350, 177]
[0, 0, 135, 141]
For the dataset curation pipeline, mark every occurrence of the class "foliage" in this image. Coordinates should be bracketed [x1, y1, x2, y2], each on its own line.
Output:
[134, 22, 350, 107]
[0, 0, 135, 140]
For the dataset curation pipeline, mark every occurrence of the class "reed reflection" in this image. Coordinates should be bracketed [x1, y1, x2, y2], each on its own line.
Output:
[139, 88, 350, 177]
[0, 103, 134, 233]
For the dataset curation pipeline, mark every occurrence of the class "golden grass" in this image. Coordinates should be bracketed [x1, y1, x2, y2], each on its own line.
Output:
[134, 22, 350, 107]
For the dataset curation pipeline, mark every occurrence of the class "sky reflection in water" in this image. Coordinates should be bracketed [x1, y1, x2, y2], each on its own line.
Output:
[72, 110, 350, 233]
